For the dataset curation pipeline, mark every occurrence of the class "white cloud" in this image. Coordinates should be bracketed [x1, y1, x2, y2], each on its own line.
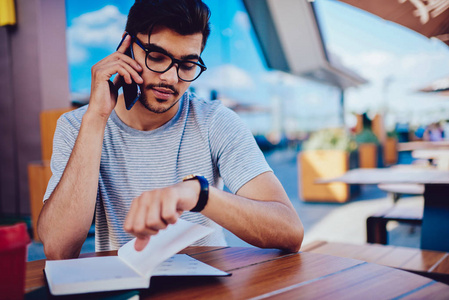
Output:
[67, 5, 127, 65]
[195, 64, 255, 90]
[233, 11, 251, 32]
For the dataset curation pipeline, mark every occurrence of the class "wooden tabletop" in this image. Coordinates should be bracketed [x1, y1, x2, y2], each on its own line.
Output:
[26, 246, 449, 299]
[398, 141, 449, 152]
[319, 167, 449, 184]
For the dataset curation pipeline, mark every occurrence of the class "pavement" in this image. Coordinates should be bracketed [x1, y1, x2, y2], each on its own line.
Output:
[27, 148, 422, 261]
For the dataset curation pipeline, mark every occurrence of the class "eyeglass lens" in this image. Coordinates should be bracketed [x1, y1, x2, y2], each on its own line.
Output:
[146, 51, 202, 81]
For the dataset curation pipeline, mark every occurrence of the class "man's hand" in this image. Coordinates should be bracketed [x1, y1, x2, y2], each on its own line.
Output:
[88, 34, 143, 119]
[124, 181, 200, 251]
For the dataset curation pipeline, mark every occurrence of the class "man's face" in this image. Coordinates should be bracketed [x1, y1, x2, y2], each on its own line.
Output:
[133, 26, 203, 114]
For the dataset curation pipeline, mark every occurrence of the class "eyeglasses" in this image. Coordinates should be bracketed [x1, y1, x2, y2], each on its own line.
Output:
[132, 36, 207, 82]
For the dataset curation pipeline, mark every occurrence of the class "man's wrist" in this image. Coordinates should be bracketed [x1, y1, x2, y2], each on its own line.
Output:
[183, 175, 209, 212]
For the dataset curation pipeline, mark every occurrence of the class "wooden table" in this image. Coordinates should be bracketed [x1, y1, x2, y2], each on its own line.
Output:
[26, 246, 449, 299]
[320, 168, 449, 252]
[398, 141, 449, 152]
[412, 149, 449, 170]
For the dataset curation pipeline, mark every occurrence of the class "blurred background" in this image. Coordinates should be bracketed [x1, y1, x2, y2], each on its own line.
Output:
[1, 0, 449, 260]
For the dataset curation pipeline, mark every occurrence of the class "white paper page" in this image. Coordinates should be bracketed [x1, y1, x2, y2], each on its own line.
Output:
[45, 256, 148, 295]
[118, 219, 213, 278]
[152, 254, 229, 276]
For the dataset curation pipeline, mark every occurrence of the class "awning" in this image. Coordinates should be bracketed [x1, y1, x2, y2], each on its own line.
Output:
[418, 76, 449, 96]
[242, 0, 367, 89]
[338, 0, 449, 46]
[0, 0, 16, 26]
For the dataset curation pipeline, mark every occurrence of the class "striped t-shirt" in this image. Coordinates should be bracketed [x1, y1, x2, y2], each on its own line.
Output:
[44, 92, 272, 251]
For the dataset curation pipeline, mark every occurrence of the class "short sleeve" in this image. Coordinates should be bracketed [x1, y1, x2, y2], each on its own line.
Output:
[43, 111, 82, 202]
[209, 105, 272, 194]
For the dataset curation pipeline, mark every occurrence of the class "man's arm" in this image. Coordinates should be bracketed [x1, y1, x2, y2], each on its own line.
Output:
[124, 171, 303, 253]
[204, 171, 303, 252]
[37, 35, 143, 259]
[37, 114, 108, 259]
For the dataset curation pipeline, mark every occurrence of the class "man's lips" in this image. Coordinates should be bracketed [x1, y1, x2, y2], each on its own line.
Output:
[151, 87, 175, 100]
[152, 87, 174, 94]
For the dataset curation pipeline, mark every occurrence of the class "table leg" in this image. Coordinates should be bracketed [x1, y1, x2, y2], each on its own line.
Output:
[421, 184, 449, 252]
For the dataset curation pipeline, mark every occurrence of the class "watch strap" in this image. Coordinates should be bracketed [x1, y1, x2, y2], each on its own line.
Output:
[183, 175, 209, 212]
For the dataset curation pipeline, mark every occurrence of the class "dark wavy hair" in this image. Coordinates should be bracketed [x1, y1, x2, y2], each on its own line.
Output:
[125, 0, 211, 51]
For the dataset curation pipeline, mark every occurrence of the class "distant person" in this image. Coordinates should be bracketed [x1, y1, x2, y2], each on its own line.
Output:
[423, 123, 443, 142]
[37, 0, 303, 259]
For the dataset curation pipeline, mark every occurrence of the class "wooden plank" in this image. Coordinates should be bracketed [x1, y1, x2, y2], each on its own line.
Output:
[266, 262, 435, 300]
[305, 241, 395, 263]
[300, 240, 327, 252]
[362, 246, 419, 268]
[350, 243, 394, 262]
[400, 281, 449, 299]
[25, 260, 46, 292]
[303, 241, 449, 275]
[431, 253, 449, 274]
[190, 247, 290, 271]
[180, 246, 227, 256]
[144, 251, 363, 299]
[384, 206, 423, 220]
[401, 249, 446, 272]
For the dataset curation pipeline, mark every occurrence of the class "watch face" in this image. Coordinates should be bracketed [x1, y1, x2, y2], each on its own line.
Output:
[183, 174, 202, 181]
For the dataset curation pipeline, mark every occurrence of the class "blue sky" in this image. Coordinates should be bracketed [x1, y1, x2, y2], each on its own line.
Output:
[65, 0, 449, 132]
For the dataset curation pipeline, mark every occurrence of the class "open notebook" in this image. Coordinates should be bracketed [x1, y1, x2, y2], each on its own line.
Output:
[44, 219, 229, 296]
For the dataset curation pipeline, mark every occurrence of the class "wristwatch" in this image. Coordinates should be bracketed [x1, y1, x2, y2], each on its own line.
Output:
[182, 174, 209, 212]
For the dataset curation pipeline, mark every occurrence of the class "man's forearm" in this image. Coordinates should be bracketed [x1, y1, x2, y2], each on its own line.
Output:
[203, 174, 304, 252]
[38, 111, 108, 259]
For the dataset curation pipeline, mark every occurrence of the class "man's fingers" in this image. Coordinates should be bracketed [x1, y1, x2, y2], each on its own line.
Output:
[134, 236, 150, 251]
[116, 34, 131, 54]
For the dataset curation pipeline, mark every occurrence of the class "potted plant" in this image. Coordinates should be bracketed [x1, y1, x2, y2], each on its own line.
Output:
[384, 131, 398, 165]
[298, 128, 357, 203]
[355, 127, 380, 168]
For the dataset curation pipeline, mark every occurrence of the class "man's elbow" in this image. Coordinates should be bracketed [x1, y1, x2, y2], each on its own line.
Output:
[43, 241, 80, 260]
[285, 225, 304, 253]
[38, 223, 80, 260]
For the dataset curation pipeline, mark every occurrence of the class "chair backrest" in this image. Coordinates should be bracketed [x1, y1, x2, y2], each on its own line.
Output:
[40, 108, 73, 161]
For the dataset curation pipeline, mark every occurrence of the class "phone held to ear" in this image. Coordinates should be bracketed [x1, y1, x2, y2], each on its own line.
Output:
[117, 33, 141, 110]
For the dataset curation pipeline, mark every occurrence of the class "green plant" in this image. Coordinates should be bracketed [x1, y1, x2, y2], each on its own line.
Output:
[386, 130, 398, 138]
[355, 128, 379, 145]
[302, 128, 357, 152]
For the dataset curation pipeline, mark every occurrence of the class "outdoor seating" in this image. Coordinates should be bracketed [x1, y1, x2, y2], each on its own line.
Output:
[366, 205, 423, 245]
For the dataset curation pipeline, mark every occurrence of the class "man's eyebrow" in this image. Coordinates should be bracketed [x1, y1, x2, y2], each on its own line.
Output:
[146, 43, 200, 61]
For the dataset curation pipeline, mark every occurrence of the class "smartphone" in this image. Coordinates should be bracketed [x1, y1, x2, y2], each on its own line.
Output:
[117, 33, 141, 110]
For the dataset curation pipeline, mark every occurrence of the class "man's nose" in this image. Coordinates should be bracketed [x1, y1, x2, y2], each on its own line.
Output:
[159, 64, 178, 84]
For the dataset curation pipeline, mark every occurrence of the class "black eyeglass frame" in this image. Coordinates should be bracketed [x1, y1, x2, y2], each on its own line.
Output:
[131, 35, 207, 82]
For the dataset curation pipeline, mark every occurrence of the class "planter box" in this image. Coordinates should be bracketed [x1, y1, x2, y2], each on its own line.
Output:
[299, 150, 350, 203]
[358, 143, 378, 168]
[384, 137, 398, 165]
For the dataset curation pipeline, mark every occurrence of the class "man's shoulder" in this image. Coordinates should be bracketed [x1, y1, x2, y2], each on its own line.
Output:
[187, 93, 235, 120]
[57, 105, 88, 129]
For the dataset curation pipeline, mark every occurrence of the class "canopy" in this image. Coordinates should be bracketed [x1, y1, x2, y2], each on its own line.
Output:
[338, 0, 449, 46]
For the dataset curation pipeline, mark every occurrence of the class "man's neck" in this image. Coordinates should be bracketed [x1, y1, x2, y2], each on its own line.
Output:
[114, 94, 181, 131]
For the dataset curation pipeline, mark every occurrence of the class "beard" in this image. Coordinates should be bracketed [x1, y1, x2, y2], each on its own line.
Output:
[138, 83, 181, 114]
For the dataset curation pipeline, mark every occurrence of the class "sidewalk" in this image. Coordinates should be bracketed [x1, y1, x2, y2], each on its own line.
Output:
[27, 148, 422, 260]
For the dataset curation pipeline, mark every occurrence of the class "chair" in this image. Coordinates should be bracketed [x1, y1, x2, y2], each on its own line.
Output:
[28, 108, 73, 241]
[366, 205, 423, 244]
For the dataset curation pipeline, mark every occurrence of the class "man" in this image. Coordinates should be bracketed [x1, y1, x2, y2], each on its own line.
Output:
[38, 0, 304, 260]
